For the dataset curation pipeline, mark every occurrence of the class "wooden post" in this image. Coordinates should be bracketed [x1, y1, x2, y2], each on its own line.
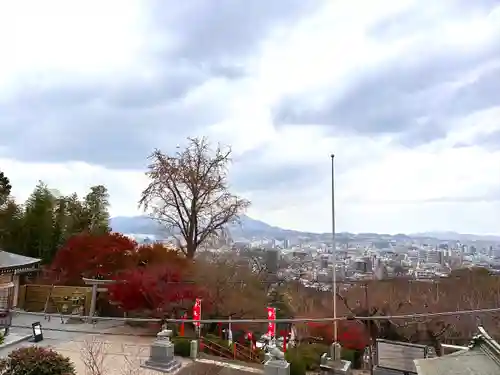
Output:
[88, 283, 98, 322]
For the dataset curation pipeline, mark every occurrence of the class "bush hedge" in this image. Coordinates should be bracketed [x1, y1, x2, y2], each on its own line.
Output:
[173, 337, 192, 357]
[0, 346, 76, 375]
[284, 343, 360, 373]
[285, 351, 307, 375]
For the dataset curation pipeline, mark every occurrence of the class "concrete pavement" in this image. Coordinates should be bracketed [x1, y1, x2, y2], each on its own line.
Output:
[0, 311, 135, 356]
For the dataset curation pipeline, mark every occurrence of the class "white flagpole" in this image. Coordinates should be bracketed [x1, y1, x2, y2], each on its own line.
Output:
[331, 154, 338, 345]
[228, 316, 233, 346]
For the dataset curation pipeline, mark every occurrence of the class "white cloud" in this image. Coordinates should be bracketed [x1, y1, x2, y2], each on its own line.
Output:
[1, 159, 146, 218]
[1, 0, 499, 235]
[0, 0, 146, 89]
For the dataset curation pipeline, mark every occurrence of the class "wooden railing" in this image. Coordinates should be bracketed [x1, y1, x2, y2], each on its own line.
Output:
[201, 337, 262, 364]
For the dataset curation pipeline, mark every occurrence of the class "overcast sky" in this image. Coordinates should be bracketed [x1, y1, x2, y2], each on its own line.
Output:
[1, 0, 499, 234]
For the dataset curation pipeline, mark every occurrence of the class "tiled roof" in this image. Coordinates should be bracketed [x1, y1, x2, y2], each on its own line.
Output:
[0, 250, 40, 272]
[414, 326, 500, 375]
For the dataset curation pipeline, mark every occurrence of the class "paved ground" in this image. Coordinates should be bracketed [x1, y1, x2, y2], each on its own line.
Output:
[0, 312, 164, 374]
[0, 313, 262, 375]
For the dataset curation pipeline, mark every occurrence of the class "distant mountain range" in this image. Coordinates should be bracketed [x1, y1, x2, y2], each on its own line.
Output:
[110, 215, 317, 239]
[110, 215, 500, 242]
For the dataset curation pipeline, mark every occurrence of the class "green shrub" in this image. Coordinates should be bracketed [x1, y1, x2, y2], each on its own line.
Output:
[287, 343, 328, 371]
[341, 347, 356, 362]
[285, 352, 307, 375]
[0, 332, 4, 345]
[173, 337, 192, 357]
[0, 346, 76, 375]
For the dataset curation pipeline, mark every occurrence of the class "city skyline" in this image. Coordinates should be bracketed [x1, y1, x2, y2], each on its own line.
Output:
[1, 1, 499, 235]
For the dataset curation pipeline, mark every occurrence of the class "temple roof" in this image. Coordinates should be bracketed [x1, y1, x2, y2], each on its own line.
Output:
[414, 326, 500, 375]
[0, 250, 40, 273]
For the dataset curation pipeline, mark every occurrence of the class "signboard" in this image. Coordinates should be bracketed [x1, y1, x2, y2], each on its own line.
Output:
[32, 322, 44, 343]
[376, 339, 429, 374]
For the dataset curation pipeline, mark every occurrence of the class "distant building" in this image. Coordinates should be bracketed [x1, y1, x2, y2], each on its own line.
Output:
[265, 249, 279, 274]
[375, 263, 389, 280]
[354, 258, 372, 273]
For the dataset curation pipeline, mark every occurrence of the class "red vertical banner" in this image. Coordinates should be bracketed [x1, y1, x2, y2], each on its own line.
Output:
[193, 298, 202, 327]
[266, 307, 276, 337]
[180, 312, 187, 336]
[280, 329, 288, 353]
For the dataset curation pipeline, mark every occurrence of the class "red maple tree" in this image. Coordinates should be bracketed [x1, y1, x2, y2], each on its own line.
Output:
[307, 321, 369, 350]
[108, 264, 199, 314]
[49, 232, 137, 285]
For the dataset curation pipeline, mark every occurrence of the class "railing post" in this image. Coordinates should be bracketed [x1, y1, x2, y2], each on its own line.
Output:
[190, 340, 198, 359]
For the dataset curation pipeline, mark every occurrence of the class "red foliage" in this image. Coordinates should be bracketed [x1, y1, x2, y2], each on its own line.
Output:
[308, 321, 369, 350]
[49, 232, 137, 285]
[108, 265, 198, 313]
[135, 243, 188, 268]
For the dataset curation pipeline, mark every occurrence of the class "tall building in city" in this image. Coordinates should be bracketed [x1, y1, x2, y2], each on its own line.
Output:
[265, 249, 279, 274]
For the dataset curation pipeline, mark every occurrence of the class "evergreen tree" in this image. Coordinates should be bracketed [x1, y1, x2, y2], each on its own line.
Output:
[83, 185, 110, 234]
[51, 196, 69, 257]
[0, 171, 12, 206]
[0, 198, 24, 253]
[22, 182, 56, 261]
[65, 193, 88, 234]
[0, 178, 112, 263]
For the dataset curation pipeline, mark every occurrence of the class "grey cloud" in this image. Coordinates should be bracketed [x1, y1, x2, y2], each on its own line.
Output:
[231, 145, 326, 192]
[459, 129, 500, 151]
[424, 187, 500, 203]
[150, 0, 322, 65]
[369, 1, 499, 41]
[0, 0, 324, 168]
[232, 163, 320, 193]
[1, 83, 230, 168]
[273, 36, 500, 147]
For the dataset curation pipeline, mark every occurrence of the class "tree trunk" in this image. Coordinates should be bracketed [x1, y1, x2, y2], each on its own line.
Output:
[186, 242, 196, 259]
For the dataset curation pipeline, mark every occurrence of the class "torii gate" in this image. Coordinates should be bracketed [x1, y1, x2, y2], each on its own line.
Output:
[82, 277, 119, 321]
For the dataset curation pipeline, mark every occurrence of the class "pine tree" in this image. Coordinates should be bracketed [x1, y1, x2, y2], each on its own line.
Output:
[0, 198, 24, 253]
[22, 182, 56, 261]
[83, 185, 110, 234]
[0, 171, 12, 207]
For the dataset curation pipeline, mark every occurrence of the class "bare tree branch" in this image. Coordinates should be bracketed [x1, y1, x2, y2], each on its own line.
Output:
[140, 137, 250, 258]
[81, 336, 107, 375]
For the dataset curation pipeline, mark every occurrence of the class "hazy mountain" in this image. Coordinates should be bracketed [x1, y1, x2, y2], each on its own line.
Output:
[411, 231, 500, 242]
[110, 215, 500, 242]
[110, 214, 316, 239]
[110, 215, 163, 235]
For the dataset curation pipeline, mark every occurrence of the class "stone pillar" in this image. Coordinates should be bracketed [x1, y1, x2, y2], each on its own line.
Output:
[330, 342, 342, 360]
[264, 347, 290, 375]
[12, 275, 20, 308]
[87, 283, 98, 322]
[141, 329, 181, 373]
[190, 340, 198, 359]
[320, 342, 352, 374]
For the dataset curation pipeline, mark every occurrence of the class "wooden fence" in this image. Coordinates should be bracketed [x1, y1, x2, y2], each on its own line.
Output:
[17, 284, 93, 315]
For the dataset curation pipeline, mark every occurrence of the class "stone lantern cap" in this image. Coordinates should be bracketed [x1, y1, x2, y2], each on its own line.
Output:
[157, 329, 173, 340]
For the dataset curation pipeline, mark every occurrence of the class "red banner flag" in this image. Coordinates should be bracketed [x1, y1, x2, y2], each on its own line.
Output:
[180, 312, 187, 336]
[280, 329, 288, 353]
[266, 307, 276, 337]
[193, 298, 202, 327]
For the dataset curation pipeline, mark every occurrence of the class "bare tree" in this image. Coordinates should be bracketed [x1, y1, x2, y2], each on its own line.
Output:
[81, 336, 107, 375]
[140, 137, 250, 259]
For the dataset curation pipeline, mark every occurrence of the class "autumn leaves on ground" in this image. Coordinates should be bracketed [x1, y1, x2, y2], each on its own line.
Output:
[1, 137, 499, 354]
